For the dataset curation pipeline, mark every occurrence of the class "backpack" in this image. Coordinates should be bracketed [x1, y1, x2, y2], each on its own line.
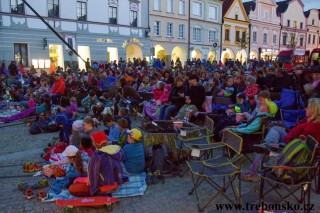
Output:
[147, 144, 174, 174]
[272, 139, 313, 184]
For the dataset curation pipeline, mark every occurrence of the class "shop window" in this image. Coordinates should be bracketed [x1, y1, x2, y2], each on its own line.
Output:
[14, 43, 28, 66]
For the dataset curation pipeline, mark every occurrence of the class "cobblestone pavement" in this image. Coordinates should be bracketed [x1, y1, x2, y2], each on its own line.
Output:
[0, 119, 319, 213]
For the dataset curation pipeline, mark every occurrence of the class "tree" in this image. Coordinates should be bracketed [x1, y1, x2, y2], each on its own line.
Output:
[235, 32, 250, 63]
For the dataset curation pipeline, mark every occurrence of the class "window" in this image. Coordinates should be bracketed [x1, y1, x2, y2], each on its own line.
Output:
[300, 22, 303, 29]
[193, 2, 202, 16]
[130, 10, 137, 27]
[11, 0, 24, 14]
[154, 21, 160, 36]
[242, 32, 246, 42]
[167, 0, 173, 13]
[225, 29, 230, 41]
[290, 36, 295, 44]
[179, 0, 186, 15]
[209, 30, 216, 43]
[109, 7, 117, 24]
[264, 10, 268, 19]
[312, 19, 315, 25]
[167, 23, 173, 37]
[235, 14, 238, 20]
[154, 0, 161, 11]
[235, 31, 240, 42]
[273, 34, 277, 44]
[253, 31, 257, 42]
[283, 34, 287, 45]
[293, 21, 297, 28]
[313, 35, 316, 44]
[14, 43, 28, 66]
[48, 0, 59, 18]
[263, 33, 267, 44]
[287, 20, 290, 27]
[208, 6, 217, 20]
[193, 27, 202, 42]
[300, 37, 303, 47]
[179, 24, 185, 38]
[308, 34, 311, 44]
[77, 2, 87, 21]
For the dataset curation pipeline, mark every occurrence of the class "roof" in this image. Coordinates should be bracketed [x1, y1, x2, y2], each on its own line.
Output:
[243, 1, 256, 15]
[223, 0, 235, 17]
[304, 10, 310, 18]
[276, 0, 291, 16]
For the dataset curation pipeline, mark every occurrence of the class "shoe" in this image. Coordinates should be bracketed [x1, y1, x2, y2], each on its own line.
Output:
[23, 162, 34, 173]
[31, 179, 49, 190]
[152, 170, 160, 184]
[23, 188, 34, 200]
[37, 190, 47, 201]
[31, 163, 42, 172]
[23, 162, 32, 172]
[18, 182, 30, 191]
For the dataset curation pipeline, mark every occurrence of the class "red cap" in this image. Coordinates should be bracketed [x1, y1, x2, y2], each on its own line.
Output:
[90, 131, 108, 146]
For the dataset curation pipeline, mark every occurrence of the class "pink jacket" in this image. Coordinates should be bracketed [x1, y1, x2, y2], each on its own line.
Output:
[158, 84, 171, 103]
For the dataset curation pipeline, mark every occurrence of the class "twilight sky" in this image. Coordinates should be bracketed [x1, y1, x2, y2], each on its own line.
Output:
[242, 0, 320, 11]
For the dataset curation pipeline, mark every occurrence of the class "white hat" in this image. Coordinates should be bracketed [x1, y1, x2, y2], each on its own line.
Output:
[62, 145, 79, 157]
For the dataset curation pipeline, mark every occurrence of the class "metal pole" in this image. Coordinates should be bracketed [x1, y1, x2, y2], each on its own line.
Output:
[21, 0, 86, 64]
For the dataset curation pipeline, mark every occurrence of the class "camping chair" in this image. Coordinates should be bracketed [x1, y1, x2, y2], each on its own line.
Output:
[175, 116, 215, 176]
[259, 136, 319, 211]
[186, 130, 243, 212]
[280, 108, 306, 129]
[235, 116, 271, 162]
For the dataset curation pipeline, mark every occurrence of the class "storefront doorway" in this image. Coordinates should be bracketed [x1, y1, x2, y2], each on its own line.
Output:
[126, 44, 143, 61]
[49, 44, 64, 68]
[78, 46, 90, 70]
[171, 46, 186, 65]
[107, 47, 118, 63]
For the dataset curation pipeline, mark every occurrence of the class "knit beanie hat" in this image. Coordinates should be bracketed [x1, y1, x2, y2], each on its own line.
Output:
[90, 131, 108, 146]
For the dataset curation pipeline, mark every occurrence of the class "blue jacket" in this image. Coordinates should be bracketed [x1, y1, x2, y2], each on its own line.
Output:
[88, 145, 124, 196]
[100, 76, 116, 90]
[122, 142, 145, 174]
[108, 124, 121, 142]
[231, 113, 268, 134]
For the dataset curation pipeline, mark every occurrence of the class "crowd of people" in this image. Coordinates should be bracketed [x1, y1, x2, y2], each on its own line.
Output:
[1, 56, 320, 200]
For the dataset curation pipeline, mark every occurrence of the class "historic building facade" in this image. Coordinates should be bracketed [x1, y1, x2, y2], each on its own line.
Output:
[276, 0, 307, 53]
[221, 0, 250, 64]
[149, 0, 189, 64]
[305, 9, 320, 53]
[244, 0, 281, 61]
[0, 0, 151, 69]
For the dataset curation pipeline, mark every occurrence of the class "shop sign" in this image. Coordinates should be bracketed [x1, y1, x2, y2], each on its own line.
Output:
[122, 38, 144, 48]
[97, 38, 113, 43]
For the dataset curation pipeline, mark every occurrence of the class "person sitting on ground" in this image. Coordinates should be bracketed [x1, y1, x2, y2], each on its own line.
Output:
[50, 73, 66, 104]
[241, 98, 320, 182]
[70, 120, 83, 147]
[138, 75, 151, 92]
[88, 131, 124, 196]
[79, 136, 94, 157]
[114, 107, 132, 129]
[58, 97, 78, 119]
[81, 90, 98, 113]
[81, 117, 99, 138]
[117, 118, 129, 147]
[102, 113, 120, 144]
[244, 75, 259, 109]
[122, 128, 145, 176]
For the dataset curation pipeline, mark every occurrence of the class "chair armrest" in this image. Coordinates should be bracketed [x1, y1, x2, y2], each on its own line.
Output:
[263, 162, 319, 170]
[177, 134, 214, 142]
[185, 142, 224, 151]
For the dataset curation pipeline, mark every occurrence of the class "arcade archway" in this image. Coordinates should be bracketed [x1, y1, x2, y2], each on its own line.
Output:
[126, 44, 143, 61]
[154, 45, 167, 60]
[221, 48, 235, 64]
[171, 46, 186, 64]
[191, 49, 202, 60]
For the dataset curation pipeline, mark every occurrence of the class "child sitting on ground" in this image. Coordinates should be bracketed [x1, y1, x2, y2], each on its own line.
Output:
[117, 118, 129, 146]
[58, 97, 78, 119]
[88, 131, 124, 196]
[122, 129, 145, 175]
[114, 107, 132, 129]
[79, 137, 94, 157]
[102, 114, 120, 144]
